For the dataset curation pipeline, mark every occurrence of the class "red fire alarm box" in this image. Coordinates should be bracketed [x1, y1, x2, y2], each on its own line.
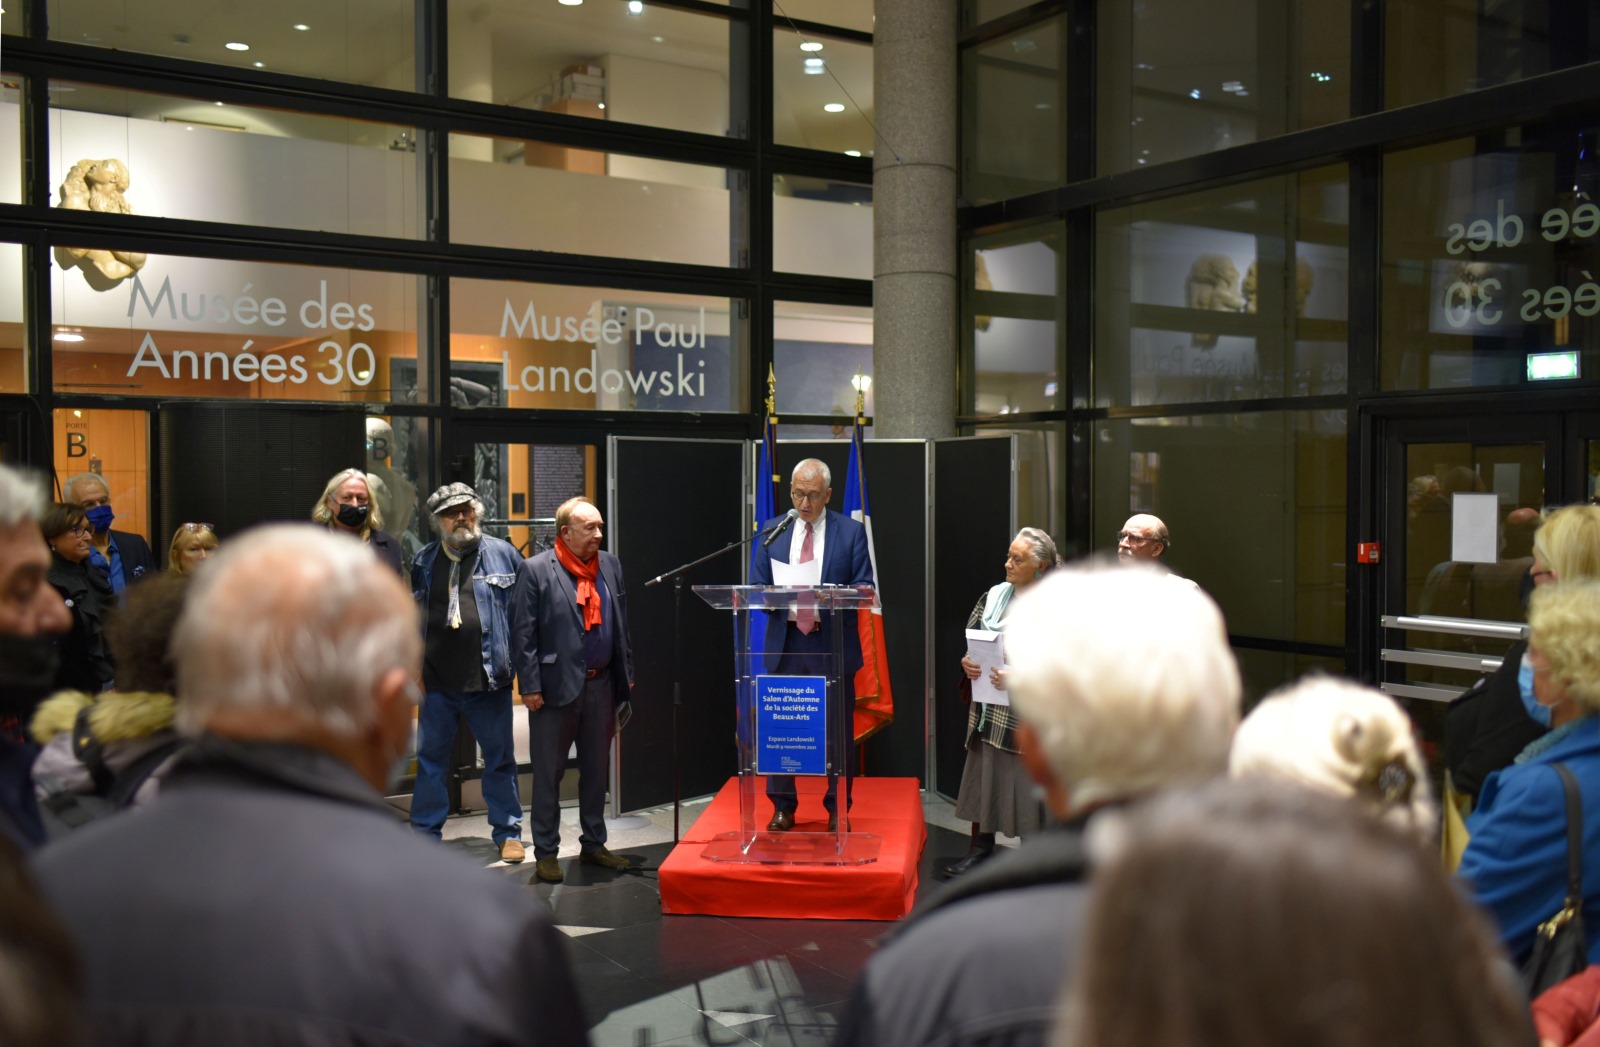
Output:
[1357, 542, 1381, 564]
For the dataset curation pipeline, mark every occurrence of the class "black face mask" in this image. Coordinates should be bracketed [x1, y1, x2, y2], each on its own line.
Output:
[335, 503, 370, 529]
[0, 633, 62, 719]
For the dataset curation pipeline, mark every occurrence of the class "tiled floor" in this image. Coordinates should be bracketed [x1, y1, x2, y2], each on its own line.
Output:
[437, 791, 1019, 1046]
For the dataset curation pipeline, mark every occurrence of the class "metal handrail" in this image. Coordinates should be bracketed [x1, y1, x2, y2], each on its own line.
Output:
[1380, 614, 1528, 641]
[1381, 648, 1505, 673]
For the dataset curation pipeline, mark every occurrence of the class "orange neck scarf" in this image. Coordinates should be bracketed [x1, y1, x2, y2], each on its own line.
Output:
[554, 540, 603, 630]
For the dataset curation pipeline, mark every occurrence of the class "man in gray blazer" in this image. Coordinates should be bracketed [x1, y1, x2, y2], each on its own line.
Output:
[513, 497, 636, 884]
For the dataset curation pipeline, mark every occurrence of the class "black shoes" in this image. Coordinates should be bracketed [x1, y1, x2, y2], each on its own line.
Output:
[767, 810, 795, 832]
[942, 832, 997, 879]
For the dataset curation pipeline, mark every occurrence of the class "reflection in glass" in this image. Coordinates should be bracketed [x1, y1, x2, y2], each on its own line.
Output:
[1094, 410, 1347, 646]
[47, 1, 415, 89]
[773, 29, 873, 154]
[1386, 0, 1600, 110]
[460, 442, 597, 560]
[448, 132, 731, 266]
[773, 300, 873, 418]
[773, 175, 871, 279]
[51, 252, 421, 405]
[1096, 166, 1350, 407]
[450, 2, 731, 138]
[0, 243, 21, 393]
[0, 75, 19, 205]
[969, 223, 1062, 414]
[1382, 130, 1600, 391]
[777, 1, 873, 33]
[450, 277, 744, 414]
[962, 16, 1062, 205]
[974, 422, 1064, 545]
[963, 0, 1041, 30]
[365, 414, 429, 569]
[48, 82, 422, 238]
[1097, 0, 1349, 174]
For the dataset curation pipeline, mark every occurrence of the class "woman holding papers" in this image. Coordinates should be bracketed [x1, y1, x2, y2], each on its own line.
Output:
[946, 527, 1061, 878]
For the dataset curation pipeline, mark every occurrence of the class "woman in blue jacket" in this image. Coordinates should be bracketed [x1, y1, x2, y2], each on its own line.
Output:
[1460, 577, 1600, 966]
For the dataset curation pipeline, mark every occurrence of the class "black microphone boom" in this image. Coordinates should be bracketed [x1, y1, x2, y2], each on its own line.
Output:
[761, 508, 799, 548]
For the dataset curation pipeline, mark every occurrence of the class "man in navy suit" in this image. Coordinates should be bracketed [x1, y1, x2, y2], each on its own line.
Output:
[750, 458, 875, 832]
[63, 473, 155, 593]
[513, 497, 636, 884]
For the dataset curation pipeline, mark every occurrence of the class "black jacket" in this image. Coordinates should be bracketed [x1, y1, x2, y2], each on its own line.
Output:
[46, 554, 115, 693]
[1444, 638, 1545, 802]
[33, 736, 588, 1047]
[106, 529, 156, 585]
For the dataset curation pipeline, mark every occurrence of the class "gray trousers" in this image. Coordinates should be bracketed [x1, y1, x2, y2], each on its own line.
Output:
[527, 673, 616, 860]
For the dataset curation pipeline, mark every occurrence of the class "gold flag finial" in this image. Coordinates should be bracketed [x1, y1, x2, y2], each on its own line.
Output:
[765, 363, 777, 419]
[854, 370, 865, 420]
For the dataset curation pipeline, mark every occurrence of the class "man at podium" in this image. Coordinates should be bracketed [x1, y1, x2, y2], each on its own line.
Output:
[750, 458, 874, 831]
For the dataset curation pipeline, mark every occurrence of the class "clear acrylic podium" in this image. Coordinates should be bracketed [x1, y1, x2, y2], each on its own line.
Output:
[692, 584, 882, 864]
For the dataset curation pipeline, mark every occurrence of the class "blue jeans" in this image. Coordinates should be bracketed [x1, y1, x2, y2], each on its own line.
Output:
[410, 687, 522, 844]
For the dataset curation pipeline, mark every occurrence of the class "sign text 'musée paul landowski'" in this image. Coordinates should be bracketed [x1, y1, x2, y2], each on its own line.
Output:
[112, 275, 713, 397]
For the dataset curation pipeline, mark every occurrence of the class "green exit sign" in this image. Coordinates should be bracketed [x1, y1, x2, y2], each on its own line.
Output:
[1528, 351, 1581, 381]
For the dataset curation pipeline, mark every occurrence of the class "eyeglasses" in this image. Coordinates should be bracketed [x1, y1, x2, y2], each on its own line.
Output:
[180, 522, 216, 533]
[790, 488, 827, 504]
[1117, 531, 1162, 545]
[67, 525, 93, 537]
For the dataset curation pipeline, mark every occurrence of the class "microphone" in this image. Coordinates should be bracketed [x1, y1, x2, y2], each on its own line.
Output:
[761, 509, 799, 548]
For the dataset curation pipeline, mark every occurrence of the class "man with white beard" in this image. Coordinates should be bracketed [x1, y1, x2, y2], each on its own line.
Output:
[408, 483, 528, 861]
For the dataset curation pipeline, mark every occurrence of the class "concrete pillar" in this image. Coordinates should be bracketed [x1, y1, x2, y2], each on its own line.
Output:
[873, 0, 958, 439]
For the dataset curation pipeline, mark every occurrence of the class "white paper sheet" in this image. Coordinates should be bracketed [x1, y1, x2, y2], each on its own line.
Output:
[1451, 491, 1499, 565]
[965, 628, 1009, 706]
[771, 557, 822, 588]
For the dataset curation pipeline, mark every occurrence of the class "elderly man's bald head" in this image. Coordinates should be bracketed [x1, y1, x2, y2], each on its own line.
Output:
[173, 525, 420, 741]
[1118, 514, 1169, 562]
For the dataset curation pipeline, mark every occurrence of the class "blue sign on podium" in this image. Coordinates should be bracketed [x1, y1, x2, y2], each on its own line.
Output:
[754, 674, 827, 776]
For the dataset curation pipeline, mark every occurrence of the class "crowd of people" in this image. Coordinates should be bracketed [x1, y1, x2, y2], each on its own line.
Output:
[4, 456, 1600, 1045]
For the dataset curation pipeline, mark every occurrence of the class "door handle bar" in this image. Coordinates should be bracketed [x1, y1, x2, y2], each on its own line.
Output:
[1380, 615, 1528, 641]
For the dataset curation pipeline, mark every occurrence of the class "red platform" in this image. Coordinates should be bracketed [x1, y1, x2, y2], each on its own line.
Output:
[659, 776, 927, 921]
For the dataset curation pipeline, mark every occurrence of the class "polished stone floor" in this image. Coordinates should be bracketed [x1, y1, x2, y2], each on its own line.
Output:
[437, 791, 1018, 1046]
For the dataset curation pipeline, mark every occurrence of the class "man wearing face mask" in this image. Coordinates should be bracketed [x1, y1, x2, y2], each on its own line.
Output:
[0, 466, 74, 848]
[31, 524, 586, 1046]
[62, 473, 156, 595]
[408, 483, 526, 862]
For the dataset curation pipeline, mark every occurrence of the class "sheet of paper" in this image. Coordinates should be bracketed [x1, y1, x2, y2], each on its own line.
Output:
[1451, 491, 1499, 565]
[771, 558, 821, 588]
[965, 628, 1009, 706]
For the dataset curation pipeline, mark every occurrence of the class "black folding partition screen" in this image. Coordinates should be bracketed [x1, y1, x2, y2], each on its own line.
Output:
[932, 436, 1017, 801]
[609, 437, 746, 812]
[777, 440, 929, 784]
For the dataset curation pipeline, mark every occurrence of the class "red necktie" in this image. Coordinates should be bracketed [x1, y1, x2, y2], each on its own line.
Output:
[797, 522, 816, 634]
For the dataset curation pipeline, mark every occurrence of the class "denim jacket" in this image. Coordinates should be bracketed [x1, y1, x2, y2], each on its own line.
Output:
[411, 535, 522, 692]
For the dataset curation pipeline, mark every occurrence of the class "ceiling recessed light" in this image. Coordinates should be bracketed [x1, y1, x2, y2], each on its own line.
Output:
[557, 0, 582, 5]
[1188, 88, 1201, 99]
[252, 61, 265, 68]
[597, 102, 606, 109]
[293, 23, 310, 31]
[804, 57, 824, 67]
[800, 42, 824, 52]
[627, 0, 643, 12]
[225, 41, 250, 51]
[823, 103, 845, 113]
[651, 34, 664, 42]
[53, 332, 84, 343]
[214, 100, 224, 106]
[844, 149, 861, 157]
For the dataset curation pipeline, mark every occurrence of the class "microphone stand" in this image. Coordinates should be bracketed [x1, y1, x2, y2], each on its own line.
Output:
[645, 516, 791, 842]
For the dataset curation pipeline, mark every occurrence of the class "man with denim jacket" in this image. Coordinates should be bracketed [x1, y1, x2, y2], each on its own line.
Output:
[409, 483, 526, 862]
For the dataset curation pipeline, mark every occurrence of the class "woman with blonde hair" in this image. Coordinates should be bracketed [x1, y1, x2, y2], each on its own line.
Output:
[1448, 503, 1600, 804]
[311, 468, 403, 576]
[1231, 675, 1435, 843]
[166, 523, 218, 575]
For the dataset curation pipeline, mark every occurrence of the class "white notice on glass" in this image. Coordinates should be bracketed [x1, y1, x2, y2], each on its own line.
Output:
[1452, 492, 1499, 565]
[965, 629, 1008, 706]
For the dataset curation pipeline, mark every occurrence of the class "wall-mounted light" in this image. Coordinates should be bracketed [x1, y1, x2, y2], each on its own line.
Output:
[850, 373, 872, 393]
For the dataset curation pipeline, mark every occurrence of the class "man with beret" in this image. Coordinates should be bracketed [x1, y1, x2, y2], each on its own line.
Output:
[408, 483, 527, 862]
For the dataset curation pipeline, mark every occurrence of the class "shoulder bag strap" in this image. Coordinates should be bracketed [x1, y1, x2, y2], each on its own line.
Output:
[1554, 763, 1584, 903]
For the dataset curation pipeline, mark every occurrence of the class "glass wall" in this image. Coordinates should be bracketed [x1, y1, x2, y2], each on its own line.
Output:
[0, 243, 24, 393]
[1382, 126, 1600, 391]
[1093, 410, 1347, 648]
[50, 83, 423, 238]
[1097, 0, 1350, 174]
[772, 174, 871, 279]
[51, 253, 422, 404]
[961, 15, 1064, 206]
[1, 74, 20, 205]
[773, 300, 873, 418]
[47, 0, 417, 89]
[1096, 167, 1350, 407]
[449, 278, 744, 414]
[772, 28, 874, 155]
[968, 222, 1063, 415]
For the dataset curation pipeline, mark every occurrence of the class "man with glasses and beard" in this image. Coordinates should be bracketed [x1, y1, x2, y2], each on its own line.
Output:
[408, 483, 528, 862]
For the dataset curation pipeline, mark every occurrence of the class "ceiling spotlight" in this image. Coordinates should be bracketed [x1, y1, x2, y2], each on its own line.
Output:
[252, 61, 265, 68]
[844, 149, 861, 157]
[800, 41, 823, 52]
[214, 100, 224, 106]
[293, 23, 310, 31]
[597, 102, 606, 109]
[225, 41, 250, 51]
[1222, 80, 1243, 92]
[1188, 87, 1201, 99]
[558, 0, 583, 5]
[627, 0, 643, 11]
[1310, 71, 1332, 82]
[53, 332, 84, 343]
[823, 103, 845, 113]
[804, 57, 824, 67]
